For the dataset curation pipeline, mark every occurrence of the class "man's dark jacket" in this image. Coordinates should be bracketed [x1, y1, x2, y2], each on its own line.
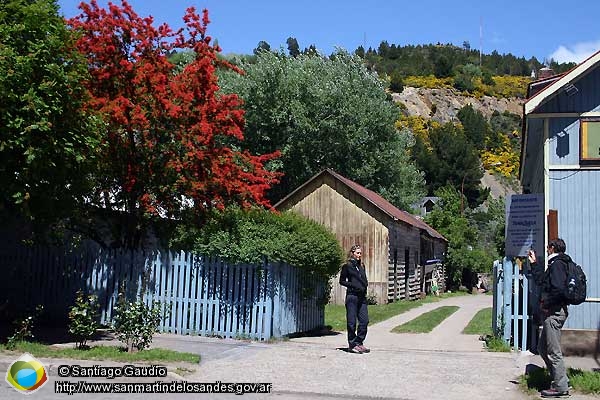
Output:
[339, 258, 368, 295]
[531, 253, 571, 309]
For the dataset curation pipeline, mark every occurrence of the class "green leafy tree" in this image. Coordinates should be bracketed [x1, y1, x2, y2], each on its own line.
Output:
[389, 70, 404, 93]
[412, 122, 487, 208]
[218, 50, 425, 210]
[481, 69, 495, 85]
[424, 186, 494, 289]
[354, 42, 574, 80]
[378, 40, 391, 58]
[453, 63, 482, 92]
[488, 110, 521, 150]
[253, 40, 271, 55]
[303, 44, 318, 56]
[489, 111, 521, 136]
[457, 104, 489, 150]
[434, 55, 453, 78]
[286, 37, 300, 57]
[0, 0, 102, 230]
[470, 197, 506, 258]
[355, 45, 365, 58]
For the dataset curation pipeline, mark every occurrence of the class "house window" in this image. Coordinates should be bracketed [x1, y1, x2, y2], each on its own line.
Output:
[580, 118, 600, 163]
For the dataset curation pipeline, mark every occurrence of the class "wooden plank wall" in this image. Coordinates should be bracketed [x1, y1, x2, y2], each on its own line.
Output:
[387, 263, 422, 301]
[0, 243, 324, 340]
[283, 176, 397, 305]
[276, 174, 448, 305]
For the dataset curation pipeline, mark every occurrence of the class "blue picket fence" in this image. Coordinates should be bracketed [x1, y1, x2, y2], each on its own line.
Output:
[492, 258, 536, 351]
[0, 242, 325, 340]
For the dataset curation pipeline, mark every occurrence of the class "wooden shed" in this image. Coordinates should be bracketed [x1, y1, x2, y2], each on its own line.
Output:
[274, 169, 447, 305]
[521, 53, 600, 353]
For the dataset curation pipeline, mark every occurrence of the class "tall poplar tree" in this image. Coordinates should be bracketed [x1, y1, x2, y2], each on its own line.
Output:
[219, 50, 425, 210]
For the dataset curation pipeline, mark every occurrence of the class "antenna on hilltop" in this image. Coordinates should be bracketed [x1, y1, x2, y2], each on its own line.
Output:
[479, 17, 483, 67]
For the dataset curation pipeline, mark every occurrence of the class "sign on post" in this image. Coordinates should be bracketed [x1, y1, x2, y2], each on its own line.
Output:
[505, 194, 545, 258]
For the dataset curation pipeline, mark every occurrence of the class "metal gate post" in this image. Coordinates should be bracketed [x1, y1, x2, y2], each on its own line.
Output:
[502, 257, 513, 344]
[492, 260, 501, 335]
[512, 260, 520, 350]
[521, 271, 529, 351]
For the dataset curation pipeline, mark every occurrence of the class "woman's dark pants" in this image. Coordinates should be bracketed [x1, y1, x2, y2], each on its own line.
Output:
[345, 293, 369, 348]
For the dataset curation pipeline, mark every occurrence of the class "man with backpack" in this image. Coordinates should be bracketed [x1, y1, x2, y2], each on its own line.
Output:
[528, 238, 572, 398]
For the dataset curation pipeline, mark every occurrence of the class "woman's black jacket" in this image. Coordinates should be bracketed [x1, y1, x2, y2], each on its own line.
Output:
[339, 258, 368, 295]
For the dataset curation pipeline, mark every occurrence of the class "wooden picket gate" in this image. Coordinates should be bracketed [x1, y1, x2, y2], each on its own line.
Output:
[492, 258, 535, 351]
[0, 242, 325, 340]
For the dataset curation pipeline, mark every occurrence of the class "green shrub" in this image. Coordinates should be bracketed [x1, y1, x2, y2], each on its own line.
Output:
[366, 292, 378, 305]
[112, 298, 163, 352]
[6, 305, 44, 349]
[484, 334, 511, 352]
[389, 71, 404, 93]
[68, 290, 99, 349]
[171, 207, 344, 290]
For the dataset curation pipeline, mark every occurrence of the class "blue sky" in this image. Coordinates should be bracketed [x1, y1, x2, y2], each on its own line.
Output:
[57, 0, 600, 64]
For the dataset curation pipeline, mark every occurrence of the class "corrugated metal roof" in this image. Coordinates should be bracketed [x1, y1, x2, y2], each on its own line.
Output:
[527, 74, 564, 98]
[524, 50, 600, 114]
[275, 168, 447, 242]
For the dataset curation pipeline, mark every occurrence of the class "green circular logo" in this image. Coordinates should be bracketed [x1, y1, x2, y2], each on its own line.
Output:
[5, 353, 48, 394]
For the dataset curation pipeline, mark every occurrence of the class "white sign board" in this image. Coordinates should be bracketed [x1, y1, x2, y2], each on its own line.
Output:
[505, 194, 545, 257]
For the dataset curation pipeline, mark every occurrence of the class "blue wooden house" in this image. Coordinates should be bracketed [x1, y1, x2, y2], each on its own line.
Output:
[521, 54, 600, 353]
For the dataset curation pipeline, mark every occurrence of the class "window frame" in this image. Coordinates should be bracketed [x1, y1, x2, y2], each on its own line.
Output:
[579, 118, 600, 164]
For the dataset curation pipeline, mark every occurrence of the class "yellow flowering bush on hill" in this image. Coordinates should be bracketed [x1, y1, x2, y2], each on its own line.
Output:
[478, 76, 530, 98]
[395, 115, 441, 148]
[480, 133, 521, 177]
[402, 74, 529, 99]
[403, 75, 453, 89]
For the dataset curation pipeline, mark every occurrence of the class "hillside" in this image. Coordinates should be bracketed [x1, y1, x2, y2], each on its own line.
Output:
[394, 86, 522, 200]
[392, 86, 524, 125]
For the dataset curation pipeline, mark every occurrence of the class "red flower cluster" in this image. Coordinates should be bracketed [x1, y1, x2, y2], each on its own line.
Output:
[68, 0, 279, 217]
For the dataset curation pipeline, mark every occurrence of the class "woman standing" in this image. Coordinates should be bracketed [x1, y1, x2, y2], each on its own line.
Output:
[339, 244, 370, 354]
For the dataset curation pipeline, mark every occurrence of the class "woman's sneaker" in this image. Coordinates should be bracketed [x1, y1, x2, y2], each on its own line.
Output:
[349, 346, 363, 354]
[356, 345, 370, 353]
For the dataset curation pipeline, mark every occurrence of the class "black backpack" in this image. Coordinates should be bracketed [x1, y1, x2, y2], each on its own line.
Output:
[563, 260, 587, 305]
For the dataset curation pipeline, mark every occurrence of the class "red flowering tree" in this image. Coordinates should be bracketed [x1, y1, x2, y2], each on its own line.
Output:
[68, 0, 279, 246]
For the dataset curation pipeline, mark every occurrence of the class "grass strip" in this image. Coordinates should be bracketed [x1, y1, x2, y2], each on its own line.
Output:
[0, 341, 199, 364]
[391, 305, 459, 333]
[462, 307, 493, 335]
[325, 291, 468, 332]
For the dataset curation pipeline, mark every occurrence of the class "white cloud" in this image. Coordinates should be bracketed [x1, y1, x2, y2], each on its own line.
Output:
[549, 40, 600, 64]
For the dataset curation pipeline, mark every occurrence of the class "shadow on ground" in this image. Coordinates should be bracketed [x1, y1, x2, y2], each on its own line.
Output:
[286, 326, 341, 339]
[0, 321, 114, 346]
[522, 363, 549, 392]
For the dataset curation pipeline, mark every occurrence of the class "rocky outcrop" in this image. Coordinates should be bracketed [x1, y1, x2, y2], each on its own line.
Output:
[393, 87, 524, 198]
[481, 171, 517, 200]
[392, 87, 524, 124]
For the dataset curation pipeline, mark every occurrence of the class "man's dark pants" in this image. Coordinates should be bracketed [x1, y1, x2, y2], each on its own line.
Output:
[345, 293, 369, 348]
